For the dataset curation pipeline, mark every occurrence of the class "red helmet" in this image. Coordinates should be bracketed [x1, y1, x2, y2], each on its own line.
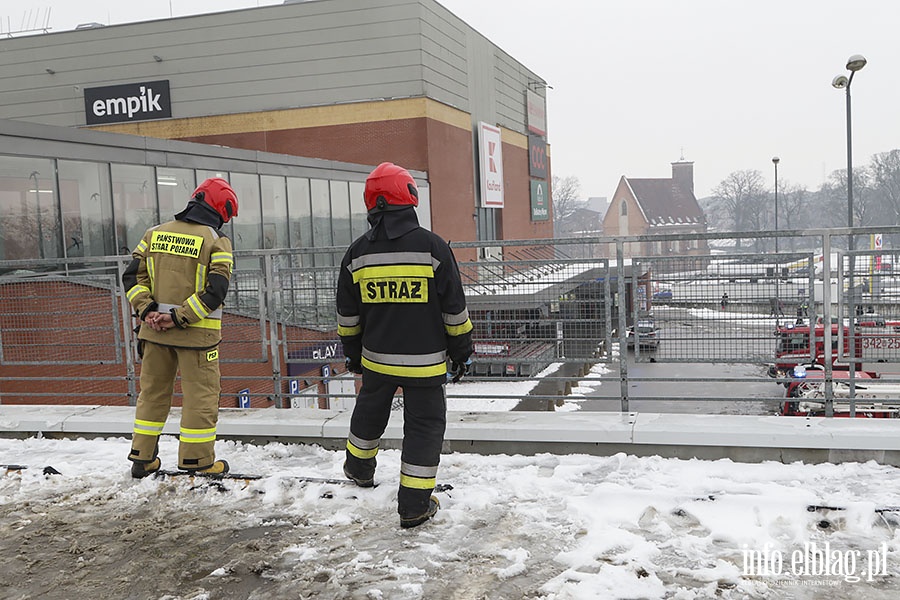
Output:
[364, 162, 419, 212]
[193, 177, 238, 223]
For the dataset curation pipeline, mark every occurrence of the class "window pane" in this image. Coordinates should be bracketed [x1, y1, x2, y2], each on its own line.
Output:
[0, 156, 59, 262]
[311, 179, 333, 266]
[157, 167, 195, 222]
[287, 177, 311, 266]
[229, 173, 261, 252]
[261, 175, 288, 249]
[112, 164, 156, 254]
[415, 183, 432, 231]
[330, 180, 351, 248]
[349, 181, 367, 240]
[57, 160, 113, 258]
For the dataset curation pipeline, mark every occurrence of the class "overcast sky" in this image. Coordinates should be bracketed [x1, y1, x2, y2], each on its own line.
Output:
[4, 0, 900, 201]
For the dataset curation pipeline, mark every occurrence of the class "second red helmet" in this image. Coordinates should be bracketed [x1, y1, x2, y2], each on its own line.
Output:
[364, 162, 419, 212]
[193, 177, 239, 223]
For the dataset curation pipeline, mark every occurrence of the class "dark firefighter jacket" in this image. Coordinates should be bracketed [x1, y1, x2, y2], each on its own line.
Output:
[122, 214, 234, 349]
[336, 207, 473, 386]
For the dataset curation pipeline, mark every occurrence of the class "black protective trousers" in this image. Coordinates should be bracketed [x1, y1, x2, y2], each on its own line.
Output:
[346, 370, 446, 518]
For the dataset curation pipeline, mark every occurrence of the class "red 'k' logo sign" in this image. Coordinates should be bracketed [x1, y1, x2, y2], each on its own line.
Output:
[488, 142, 497, 173]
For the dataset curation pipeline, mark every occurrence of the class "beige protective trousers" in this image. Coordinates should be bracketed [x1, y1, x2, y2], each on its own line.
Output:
[129, 341, 221, 470]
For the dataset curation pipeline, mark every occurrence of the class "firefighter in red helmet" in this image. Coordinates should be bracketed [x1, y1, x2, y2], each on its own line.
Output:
[337, 162, 474, 528]
[122, 177, 238, 478]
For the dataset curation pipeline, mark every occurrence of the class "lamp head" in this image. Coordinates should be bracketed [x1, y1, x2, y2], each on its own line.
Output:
[846, 54, 867, 72]
[832, 75, 849, 89]
[772, 156, 780, 165]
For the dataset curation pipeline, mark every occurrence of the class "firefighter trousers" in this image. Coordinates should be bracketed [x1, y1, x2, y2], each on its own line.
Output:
[129, 340, 221, 470]
[345, 371, 446, 518]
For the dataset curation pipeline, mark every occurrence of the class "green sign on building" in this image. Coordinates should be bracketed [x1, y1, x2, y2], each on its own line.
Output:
[530, 179, 549, 221]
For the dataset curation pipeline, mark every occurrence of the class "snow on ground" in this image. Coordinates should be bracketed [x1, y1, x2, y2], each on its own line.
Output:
[447, 362, 565, 411]
[3, 433, 900, 599]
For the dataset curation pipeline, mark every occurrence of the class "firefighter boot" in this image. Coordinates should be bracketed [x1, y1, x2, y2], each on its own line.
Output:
[343, 454, 375, 488]
[195, 460, 230, 476]
[400, 496, 440, 529]
[131, 457, 161, 479]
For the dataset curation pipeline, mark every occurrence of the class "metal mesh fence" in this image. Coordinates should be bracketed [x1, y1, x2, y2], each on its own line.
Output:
[2, 228, 900, 413]
[638, 252, 817, 363]
[0, 275, 122, 365]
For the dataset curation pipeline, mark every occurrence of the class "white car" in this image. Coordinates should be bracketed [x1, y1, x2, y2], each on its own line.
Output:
[626, 320, 659, 349]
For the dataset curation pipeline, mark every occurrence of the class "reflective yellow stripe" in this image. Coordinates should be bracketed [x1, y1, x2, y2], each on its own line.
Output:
[195, 263, 206, 293]
[188, 317, 222, 330]
[126, 285, 150, 302]
[361, 357, 446, 378]
[400, 473, 436, 490]
[187, 294, 210, 319]
[135, 240, 148, 254]
[445, 319, 473, 336]
[346, 440, 378, 459]
[133, 419, 165, 437]
[351, 264, 434, 283]
[180, 426, 216, 444]
[147, 257, 155, 289]
[338, 324, 362, 336]
[211, 251, 233, 264]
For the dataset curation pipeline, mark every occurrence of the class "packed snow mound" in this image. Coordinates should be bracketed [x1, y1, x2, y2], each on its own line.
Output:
[1, 436, 900, 599]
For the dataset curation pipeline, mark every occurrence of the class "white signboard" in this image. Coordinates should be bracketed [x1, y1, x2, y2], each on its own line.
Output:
[526, 89, 547, 136]
[478, 122, 504, 208]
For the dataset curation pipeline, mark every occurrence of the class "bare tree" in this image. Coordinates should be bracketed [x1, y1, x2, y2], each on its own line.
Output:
[712, 170, 767, 249]
[871, 149, 900, 223]
[820, 167, 874, 229]
[776, 182, 808, 251]
[551, 175, 582, 234]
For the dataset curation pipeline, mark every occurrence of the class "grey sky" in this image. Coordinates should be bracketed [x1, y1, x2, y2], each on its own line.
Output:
[4, 0, 899, 202]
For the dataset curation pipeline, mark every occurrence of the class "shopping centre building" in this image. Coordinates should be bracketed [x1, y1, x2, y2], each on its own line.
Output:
[0, 0, 553, 264]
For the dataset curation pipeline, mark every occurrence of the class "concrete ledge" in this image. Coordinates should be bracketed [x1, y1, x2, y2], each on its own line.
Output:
[3, 406, 900, 465]
[631, 412, 900, 450]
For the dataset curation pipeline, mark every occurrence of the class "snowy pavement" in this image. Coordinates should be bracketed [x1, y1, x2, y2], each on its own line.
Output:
[3, 435, 900, 599]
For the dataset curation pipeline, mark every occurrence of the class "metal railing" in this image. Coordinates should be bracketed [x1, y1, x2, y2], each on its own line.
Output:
[3, 227, 900, 417]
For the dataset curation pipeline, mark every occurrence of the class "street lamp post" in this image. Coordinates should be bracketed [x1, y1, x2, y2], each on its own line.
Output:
[772, 156, 780, 253]
[833, 54, 866, 412]
[832, 54, 867, 250]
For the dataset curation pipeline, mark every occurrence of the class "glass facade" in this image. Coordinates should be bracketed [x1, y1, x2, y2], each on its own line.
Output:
[0, 156, 58, 261]
[0, 153, 425, 265]
[113, 164, 157, 255]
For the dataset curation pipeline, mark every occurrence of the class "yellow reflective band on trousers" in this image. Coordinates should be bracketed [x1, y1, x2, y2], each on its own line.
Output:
[133, 419, 165, 437]
[180, 426, 216, 444]
[361, 356, 447, 378]
[400, 473, 437, 490]
[346, 439, 378, 459]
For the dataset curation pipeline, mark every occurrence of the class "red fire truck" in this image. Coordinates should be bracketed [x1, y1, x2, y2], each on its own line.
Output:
[768, 317, 900, 382]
